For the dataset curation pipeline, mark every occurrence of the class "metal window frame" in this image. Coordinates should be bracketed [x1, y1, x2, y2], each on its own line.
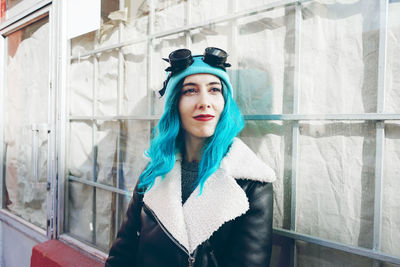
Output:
[62, 0, 400, 265]
[0, 0, 51, 30]
[0, 209, 47, 243]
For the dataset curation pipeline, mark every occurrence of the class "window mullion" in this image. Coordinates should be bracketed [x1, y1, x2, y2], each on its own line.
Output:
[372, 1, 389, 264]
[290, 2, 303, 266]
[91, 29, 99, 245]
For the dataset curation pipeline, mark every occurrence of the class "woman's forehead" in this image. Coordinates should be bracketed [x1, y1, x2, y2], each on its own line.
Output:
[183, 73, 221, 84]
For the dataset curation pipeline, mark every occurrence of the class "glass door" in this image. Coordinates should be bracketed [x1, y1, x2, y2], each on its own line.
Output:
[2, 14, 50, 230]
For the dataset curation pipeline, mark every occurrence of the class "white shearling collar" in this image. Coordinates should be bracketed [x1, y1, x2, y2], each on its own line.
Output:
[143, 138, 276, 254]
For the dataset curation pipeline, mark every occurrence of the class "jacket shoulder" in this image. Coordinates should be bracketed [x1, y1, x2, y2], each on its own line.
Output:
[221, 138, 276, 183]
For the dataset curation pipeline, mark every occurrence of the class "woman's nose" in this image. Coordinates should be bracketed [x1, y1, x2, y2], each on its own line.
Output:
[197, 90, 211, 109]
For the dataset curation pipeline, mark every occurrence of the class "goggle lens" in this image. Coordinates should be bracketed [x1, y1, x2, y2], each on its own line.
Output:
[203, 47, 229, 69]
[167, 49, 194, 73]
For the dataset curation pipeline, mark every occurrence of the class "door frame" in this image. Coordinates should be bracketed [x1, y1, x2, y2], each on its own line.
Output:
[0, 2, 55, 241]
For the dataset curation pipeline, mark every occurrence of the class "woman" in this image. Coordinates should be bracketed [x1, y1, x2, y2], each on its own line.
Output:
[106, 47, 276, 267]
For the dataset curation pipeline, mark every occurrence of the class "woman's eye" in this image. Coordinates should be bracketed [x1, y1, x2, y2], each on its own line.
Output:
[211, 87, 222, 93]
[182, 88, 196, 95]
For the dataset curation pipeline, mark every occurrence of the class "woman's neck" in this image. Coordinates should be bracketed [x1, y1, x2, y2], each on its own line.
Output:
[183, 134, 206, 163]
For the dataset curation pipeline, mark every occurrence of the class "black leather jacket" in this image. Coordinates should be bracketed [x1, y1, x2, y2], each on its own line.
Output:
[106, 138, 275, 267]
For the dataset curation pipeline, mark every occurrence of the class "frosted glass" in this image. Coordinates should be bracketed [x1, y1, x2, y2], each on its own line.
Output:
[300, 1, 380, 114]
[297, 121, 375, 248]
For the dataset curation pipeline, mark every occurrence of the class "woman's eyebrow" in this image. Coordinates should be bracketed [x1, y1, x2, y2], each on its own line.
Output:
[182, 81, 221, 87]
[182, 82, 197, 87]
[208, 81, 221, 86]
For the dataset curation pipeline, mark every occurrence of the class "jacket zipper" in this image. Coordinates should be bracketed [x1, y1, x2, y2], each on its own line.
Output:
[143, 204, 196, 267]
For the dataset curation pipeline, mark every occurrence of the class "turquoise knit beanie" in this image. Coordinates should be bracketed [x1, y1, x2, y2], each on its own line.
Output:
[162, 55, 233, 100]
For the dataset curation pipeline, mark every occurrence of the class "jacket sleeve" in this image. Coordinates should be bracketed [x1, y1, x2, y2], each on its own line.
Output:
[224, 181, 273, 267]
[105, 183, 143, 267]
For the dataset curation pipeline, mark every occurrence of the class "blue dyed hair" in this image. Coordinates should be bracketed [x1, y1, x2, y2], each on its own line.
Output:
[138, 61, 244, 193]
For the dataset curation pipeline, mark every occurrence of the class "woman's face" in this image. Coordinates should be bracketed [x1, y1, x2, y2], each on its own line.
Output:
[178, 73, 225, 142]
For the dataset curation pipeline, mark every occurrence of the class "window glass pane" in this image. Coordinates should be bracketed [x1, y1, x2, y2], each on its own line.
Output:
[122, 42, 149, 116]
[66, 181, 94, 244]
[123, 0, 148, 41]
[385, 1, 400, 113]
[108, 191, 131, 250]
[94, 120, 152, 189]
[3, 17, 49, 229]
[68, 122, 93, 180]
[240, 120, 293, 230]
[297, 121, 375, 248]
[296, 241, 374, 267]
[236, 6, 295, 114]
[96, 121, 119, 187]
[121, 120, 152, 192]
[97, 51, 118, 116]
[190, 0, 229, 24]
[69, 58, 94, 116]
[154, 0, 186, 33]
[67, 182, 118, 251]
[382, 121, 400, 258]
[66, 118, 151, 250]
[300, 1, 380, 113]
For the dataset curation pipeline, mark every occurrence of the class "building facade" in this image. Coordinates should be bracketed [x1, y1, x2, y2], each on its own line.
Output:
[0, 0, 400, 266]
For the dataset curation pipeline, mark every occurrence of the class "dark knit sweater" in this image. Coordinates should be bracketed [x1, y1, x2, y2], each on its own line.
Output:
[181, 160, 199, 204]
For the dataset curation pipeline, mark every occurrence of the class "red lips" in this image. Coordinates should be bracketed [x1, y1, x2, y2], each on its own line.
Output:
[193, 114, 215, 121]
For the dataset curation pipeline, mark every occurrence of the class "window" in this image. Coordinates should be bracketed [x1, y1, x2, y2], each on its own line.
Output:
[61, 0, 400, 265]
[2, 15, 50, 230]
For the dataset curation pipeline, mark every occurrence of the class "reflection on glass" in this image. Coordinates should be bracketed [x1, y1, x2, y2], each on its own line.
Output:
[4, 17, 49, 229]
[299, 1, 379, 114]
[236, 6, 294, 115]
[297, 121, 375, 248]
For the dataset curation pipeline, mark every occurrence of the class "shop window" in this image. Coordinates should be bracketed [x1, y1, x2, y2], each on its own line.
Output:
[3, 16, 49, 229]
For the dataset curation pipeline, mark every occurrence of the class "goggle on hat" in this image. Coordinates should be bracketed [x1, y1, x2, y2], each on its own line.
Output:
[158, 47, 233, 99]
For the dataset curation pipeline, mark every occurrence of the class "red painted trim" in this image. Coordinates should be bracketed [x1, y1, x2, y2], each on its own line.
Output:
[31, 240, 104, 267]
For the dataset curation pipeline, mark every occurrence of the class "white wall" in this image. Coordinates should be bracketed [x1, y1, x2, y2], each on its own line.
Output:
[0, 221, 39, 267]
